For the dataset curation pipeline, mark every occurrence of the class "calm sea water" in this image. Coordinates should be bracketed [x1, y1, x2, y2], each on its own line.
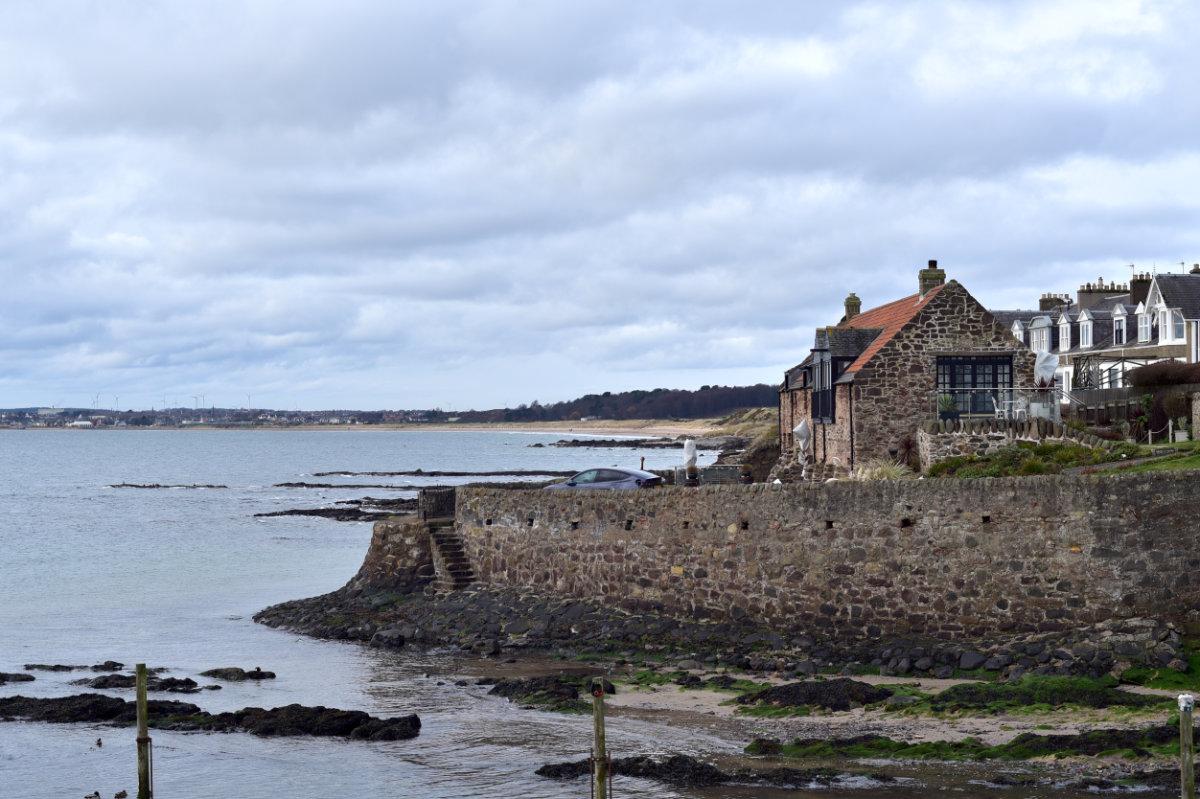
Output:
[0, 430, 1079, 798]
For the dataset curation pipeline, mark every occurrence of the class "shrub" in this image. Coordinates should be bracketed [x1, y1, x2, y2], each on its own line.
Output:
[1128, 361, 1200, 387]
[851, 459, 915, 481]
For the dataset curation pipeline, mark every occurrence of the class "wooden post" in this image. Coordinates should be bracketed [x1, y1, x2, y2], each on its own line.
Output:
[1181, 693, 1195, 799]
[136, 663, 152, 799]
[590, 678, 609, 799]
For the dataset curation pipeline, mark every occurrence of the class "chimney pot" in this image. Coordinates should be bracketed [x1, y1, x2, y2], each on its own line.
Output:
[844, 292, 861, 321]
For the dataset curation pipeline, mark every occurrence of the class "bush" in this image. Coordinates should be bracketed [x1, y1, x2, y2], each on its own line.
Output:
[1128, 361, 1200, 387]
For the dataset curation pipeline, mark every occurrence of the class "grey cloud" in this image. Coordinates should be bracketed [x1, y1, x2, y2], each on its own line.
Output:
[2, 0, 1200, 408]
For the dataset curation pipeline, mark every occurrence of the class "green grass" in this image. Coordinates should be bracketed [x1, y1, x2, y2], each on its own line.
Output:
[626, 670, 677, 687]
[1117, 451, 1200, 473]
[1121, 641, 1200, 690]
[927, 675, 1168, 714]
[928, 441, 1145, 479]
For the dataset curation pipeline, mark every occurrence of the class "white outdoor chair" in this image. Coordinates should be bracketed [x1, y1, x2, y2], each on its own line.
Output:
[1011, 397, 1029, 421]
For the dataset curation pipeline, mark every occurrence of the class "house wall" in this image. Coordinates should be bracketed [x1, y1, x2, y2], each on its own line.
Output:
[850, 281, 1038, 464]
[454, 472, 1200, 640]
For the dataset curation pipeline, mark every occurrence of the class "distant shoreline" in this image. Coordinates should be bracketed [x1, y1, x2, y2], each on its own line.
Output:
[1, 418, 725, 439]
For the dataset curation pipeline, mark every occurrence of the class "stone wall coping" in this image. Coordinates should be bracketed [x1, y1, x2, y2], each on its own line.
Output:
[456, 467, 1200, 502]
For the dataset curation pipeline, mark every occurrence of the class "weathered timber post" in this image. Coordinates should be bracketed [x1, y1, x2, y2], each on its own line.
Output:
[1181, 693, 1195, 799]
[590, 678, 609, 798]
[136, 663, 152, 799]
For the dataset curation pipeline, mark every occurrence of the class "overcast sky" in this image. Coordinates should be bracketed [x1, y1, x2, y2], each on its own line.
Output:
[2, 0, 1199, 410]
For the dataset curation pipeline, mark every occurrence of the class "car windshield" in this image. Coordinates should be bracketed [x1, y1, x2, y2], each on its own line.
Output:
[571, 470, 600, 484]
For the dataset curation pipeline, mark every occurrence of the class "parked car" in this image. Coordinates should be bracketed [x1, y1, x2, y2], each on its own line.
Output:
[544, 467, 664, 491]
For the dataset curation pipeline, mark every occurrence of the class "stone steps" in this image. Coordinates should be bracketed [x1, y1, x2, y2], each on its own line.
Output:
[429, 527, 476, 593]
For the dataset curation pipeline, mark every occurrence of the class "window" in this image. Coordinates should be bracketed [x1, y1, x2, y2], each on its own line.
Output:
[1059, 322, 1070, 352]
[1030, 328, 1050, 353]
[812, 352, 846, 423]
[1174, 311, 1185, 341]
[1079, 321, 1092, 348]
[936, 356, 1014, 415]
[1114, 318, 1126, 346]
[1161, 309, 1170, 341]
[1139, 313, 1151, 342]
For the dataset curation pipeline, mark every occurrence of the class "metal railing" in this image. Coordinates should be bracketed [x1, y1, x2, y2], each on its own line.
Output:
[931, 387, 1063, 422]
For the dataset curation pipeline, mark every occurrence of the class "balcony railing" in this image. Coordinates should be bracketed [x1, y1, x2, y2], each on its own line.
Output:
[931, 387, 1063, 422]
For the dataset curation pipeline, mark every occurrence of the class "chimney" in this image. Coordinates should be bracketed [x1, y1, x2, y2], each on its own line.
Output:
[919, 259, 945, 297]
[844, 292, 861, 321]
[1191, 263, 1200, 275]
[1076, 276, 1127, 311]
[1039, 293, 1070, 312]
[1129, 271, 1152, 306]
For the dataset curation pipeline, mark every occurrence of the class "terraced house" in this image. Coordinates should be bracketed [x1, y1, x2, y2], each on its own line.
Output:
[1000, 267, 1200, 391]
[778, 261, 1037, 469]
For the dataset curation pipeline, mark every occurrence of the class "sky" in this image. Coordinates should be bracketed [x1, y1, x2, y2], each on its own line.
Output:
[2, 0, 1200, 411]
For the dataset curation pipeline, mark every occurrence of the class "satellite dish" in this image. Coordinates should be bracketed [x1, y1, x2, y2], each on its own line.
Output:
[682, 438, 697, 469]
[1034, 351, 1058, 385]
[793, 419, 811, 462]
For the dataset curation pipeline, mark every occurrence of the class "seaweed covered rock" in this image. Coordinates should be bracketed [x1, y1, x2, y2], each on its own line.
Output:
[536, 754, 884, 789]
[0, 673, 35, 685]
[485, 675, 611, 713]
[199, 667, 276, 682]
[0, 694, 420, 741]
[736, 679, 891, 711]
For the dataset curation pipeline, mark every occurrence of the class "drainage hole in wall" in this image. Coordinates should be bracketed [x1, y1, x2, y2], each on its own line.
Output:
[682, 521, 690, 529]
[570, 521, 580, 530]
[624, 519, 633, 531]
[981, 515, 991, 524]
[740, 520, 749, 531]
[485, 519, 492, 526]
[900, 518, 913, 528]
[527, 517, 534, 527]
[825, 520, 835, 530]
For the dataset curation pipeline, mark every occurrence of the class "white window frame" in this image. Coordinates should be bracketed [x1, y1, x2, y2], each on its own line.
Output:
[1173, 310, 1185, 341]
[1059, 322, 1070, 352]
[1113, 317, 1126, 346]
[1079, 320, 1092, 348]
[1139, 313, 1151, 342]
[1031, 328, 1049, 353]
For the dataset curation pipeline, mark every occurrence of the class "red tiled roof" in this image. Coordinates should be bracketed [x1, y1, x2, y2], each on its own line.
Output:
[842, 284, 945, 373]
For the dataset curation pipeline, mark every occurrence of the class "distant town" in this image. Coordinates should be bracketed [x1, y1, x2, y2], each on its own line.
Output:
[0, 384, 779, 429]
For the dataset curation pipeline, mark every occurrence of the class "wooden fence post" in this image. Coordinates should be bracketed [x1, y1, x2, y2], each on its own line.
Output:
[591, 678, 609, 799]
[136, 663, 152, 799]
[1180, 693, 1195, 799]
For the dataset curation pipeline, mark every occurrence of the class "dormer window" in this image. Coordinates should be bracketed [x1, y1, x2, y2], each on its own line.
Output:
[1139, 310, 1151, 342]
[1011, 321, 1025, 342]
[1058, 321, 1070, 352]
[1114, 316, 1126, 345]
[1079, 319, 1092, 348]
[1031, 327, 1050, 353]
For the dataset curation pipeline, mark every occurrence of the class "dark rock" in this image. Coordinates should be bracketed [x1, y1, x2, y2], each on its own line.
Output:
[959, 651, 987, 670]
[0, 694, 420, 741]
[0, 673, 35, 685]
[23, 664, 87, 672]
[91, 661, 125, 672]
[736, 679, 891, 712]
[199, 667, 276, 682]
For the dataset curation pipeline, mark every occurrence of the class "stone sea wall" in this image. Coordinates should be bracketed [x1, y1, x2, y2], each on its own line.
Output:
[345, 518, 434, 594]
[454, 473, 1200, 640]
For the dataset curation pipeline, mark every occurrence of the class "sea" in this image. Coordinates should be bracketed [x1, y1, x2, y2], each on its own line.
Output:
[0, 430, 1078, 798]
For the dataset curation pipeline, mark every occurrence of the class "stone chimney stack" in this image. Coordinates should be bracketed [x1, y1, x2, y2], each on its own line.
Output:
[844, 292, 861, 321]
[1191, 263, 1200, 275]
[1130, 271, 1152, 306]
[919, 259, 946, 297]
[1039, 293, 1071, 312]
[1076, 276, 1127, 311]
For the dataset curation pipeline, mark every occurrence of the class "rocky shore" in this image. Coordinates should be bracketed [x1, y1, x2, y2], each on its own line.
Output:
[255, 581, 1186, 684]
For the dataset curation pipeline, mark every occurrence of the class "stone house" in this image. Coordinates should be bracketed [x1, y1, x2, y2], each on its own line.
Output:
[778, 261, 1037, 468]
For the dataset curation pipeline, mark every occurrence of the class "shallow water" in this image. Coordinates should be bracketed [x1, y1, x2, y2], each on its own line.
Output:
[0, 430, 1114, 797]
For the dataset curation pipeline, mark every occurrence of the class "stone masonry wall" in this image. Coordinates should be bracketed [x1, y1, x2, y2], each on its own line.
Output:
[850, 281, 1038, 465]
[346, 518, 434, 594]
[916, 418, 1115, 472]
[455, 473, 1200, 640]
